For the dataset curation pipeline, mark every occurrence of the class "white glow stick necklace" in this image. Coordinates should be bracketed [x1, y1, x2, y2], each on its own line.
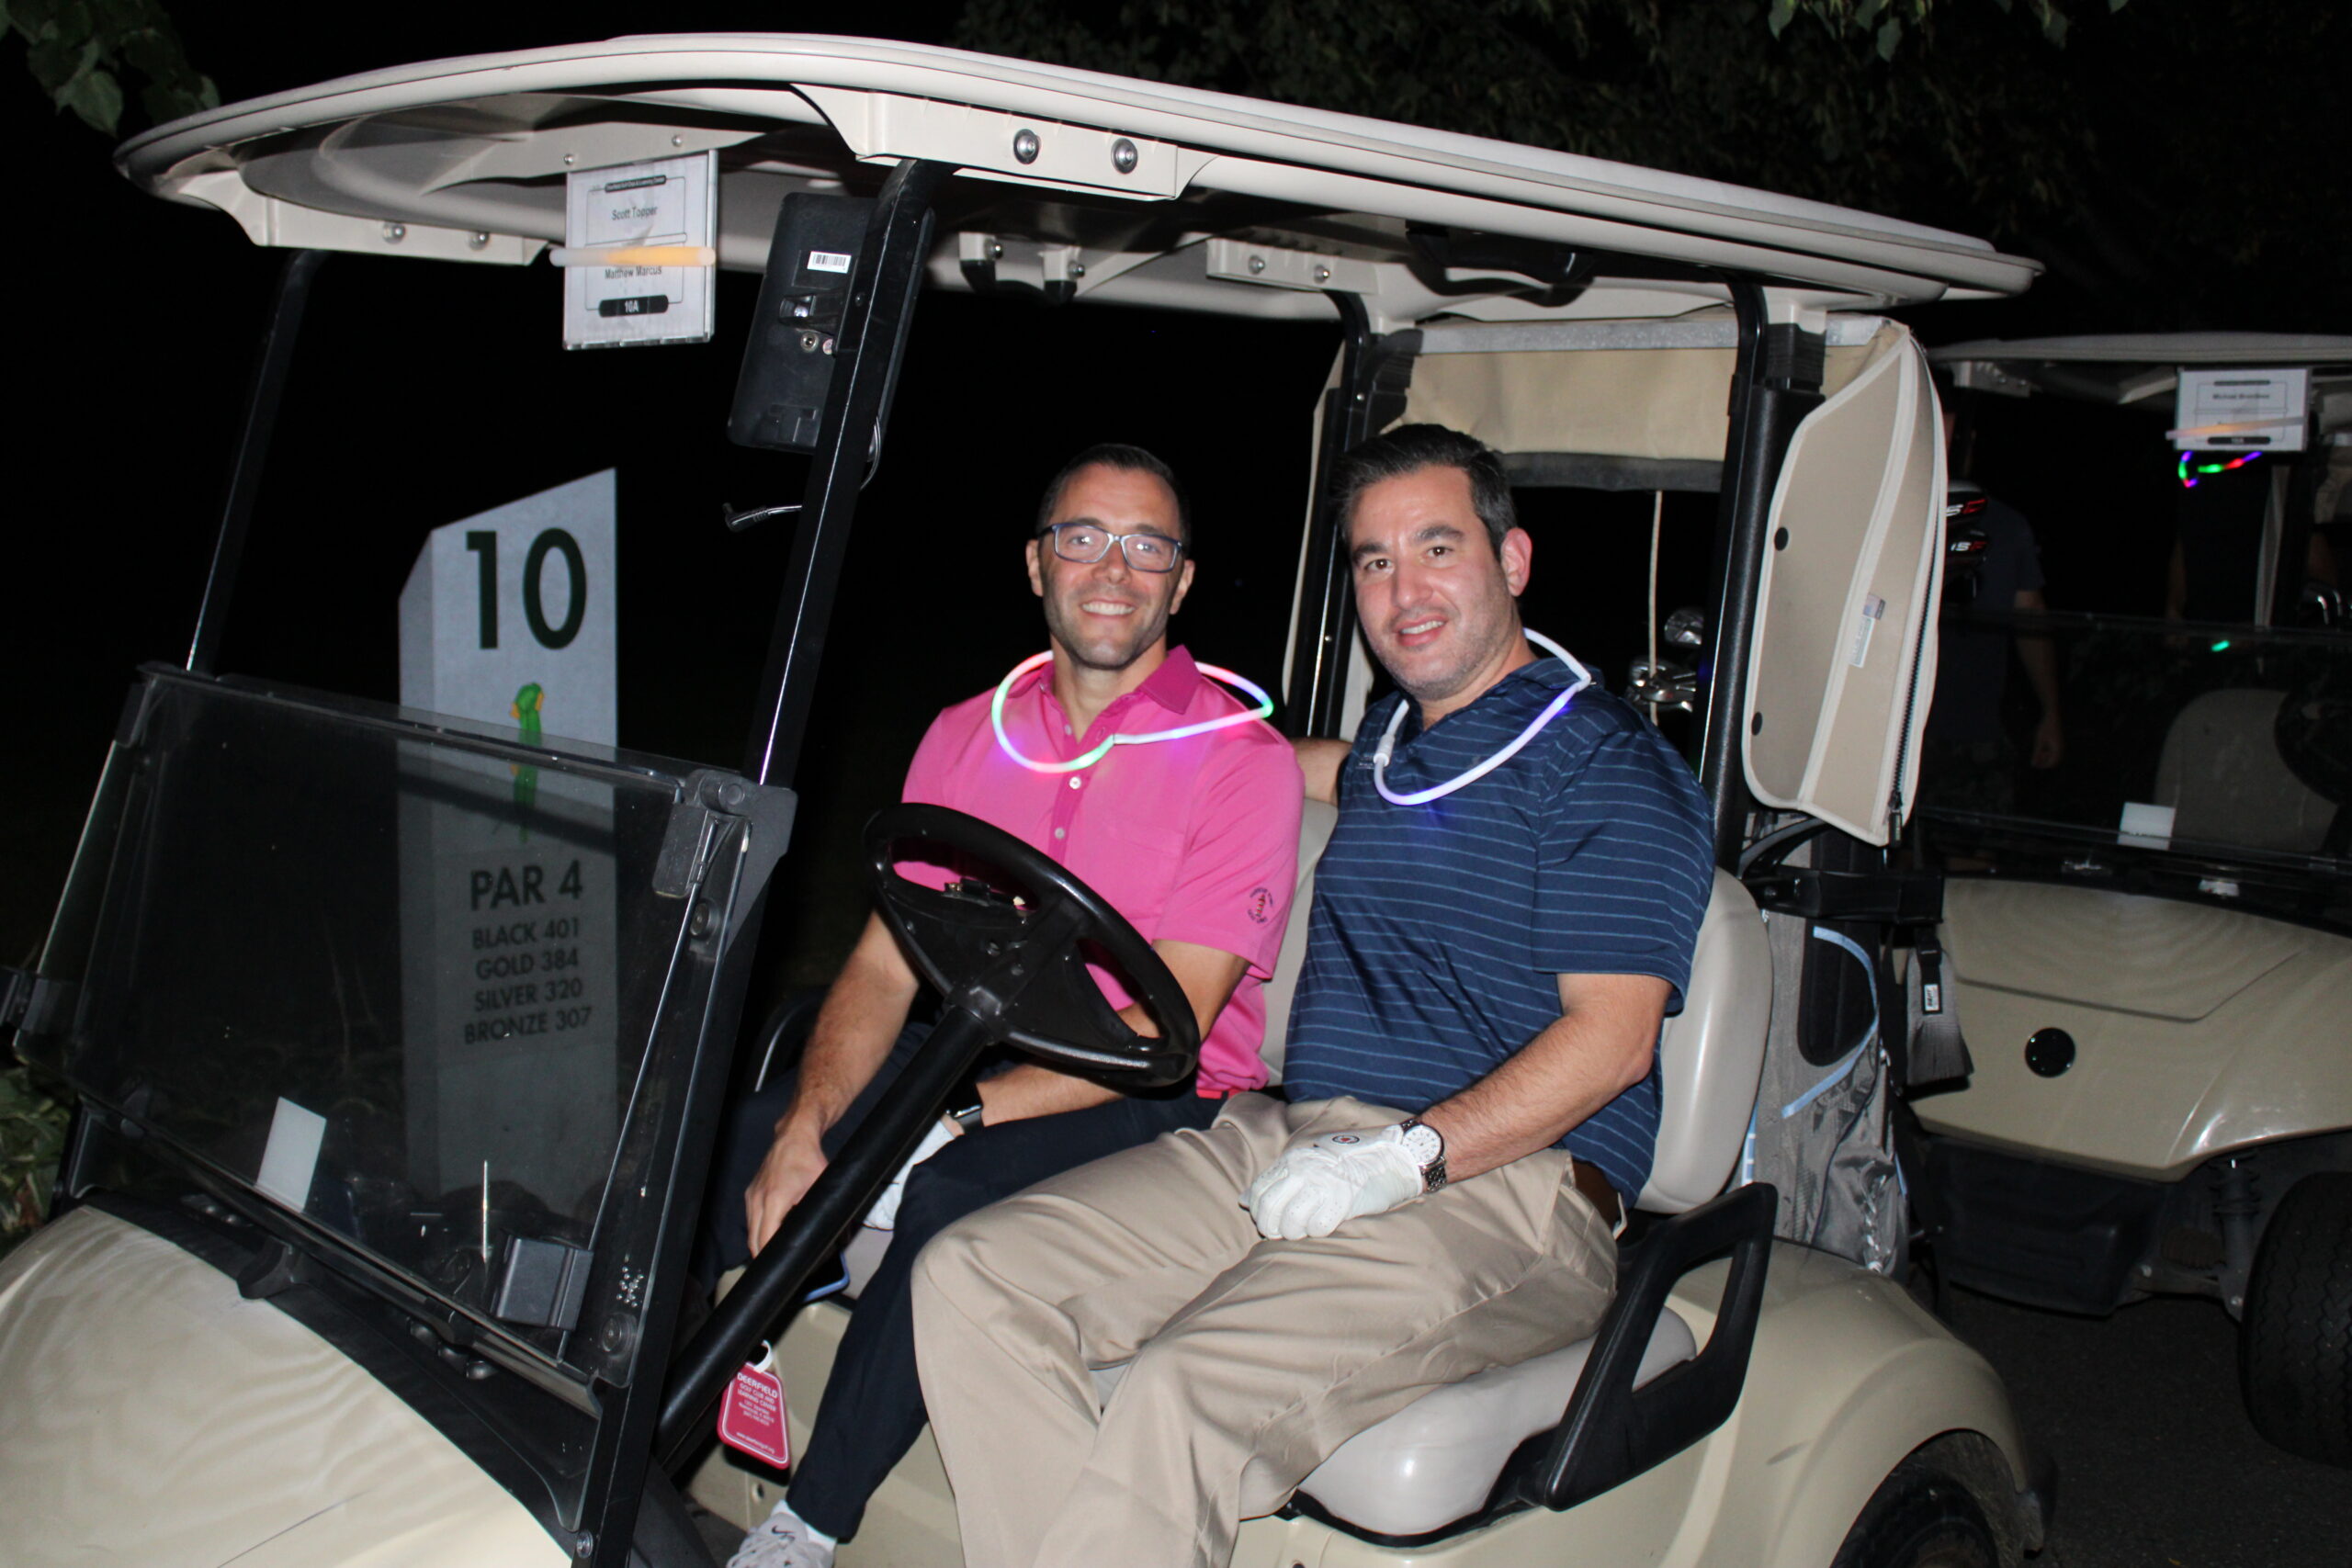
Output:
[1372, 630, 1592, 806]
[991, 651, 1275, 773]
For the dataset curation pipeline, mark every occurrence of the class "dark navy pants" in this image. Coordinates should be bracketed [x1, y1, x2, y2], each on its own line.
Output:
[698, 1027, 1225, 1541]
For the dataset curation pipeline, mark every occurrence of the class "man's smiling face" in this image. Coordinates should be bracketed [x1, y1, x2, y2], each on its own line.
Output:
[1346, 463, 1532, 718]
[1026, 462, 1194, 674]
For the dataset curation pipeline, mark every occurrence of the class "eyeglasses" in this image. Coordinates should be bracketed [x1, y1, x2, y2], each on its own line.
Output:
[1036, 522, 1186, 574]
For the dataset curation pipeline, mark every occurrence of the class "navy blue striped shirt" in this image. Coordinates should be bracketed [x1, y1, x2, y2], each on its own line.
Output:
[1283, 658, 1714, 1201]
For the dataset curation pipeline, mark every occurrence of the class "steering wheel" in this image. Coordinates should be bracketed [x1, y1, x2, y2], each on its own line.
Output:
[864, 804, 1201, 1088]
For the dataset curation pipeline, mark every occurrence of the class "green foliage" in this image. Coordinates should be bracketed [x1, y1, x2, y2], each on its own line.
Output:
[2, 0, 216, 136]
[0, 1055, 70, 1260]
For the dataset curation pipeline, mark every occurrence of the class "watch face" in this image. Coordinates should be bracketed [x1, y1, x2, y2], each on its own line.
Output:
[1399, 1122, 1443, 1168]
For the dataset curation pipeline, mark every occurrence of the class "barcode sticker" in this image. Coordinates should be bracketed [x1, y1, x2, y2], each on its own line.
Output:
[806, 250, 853, 274]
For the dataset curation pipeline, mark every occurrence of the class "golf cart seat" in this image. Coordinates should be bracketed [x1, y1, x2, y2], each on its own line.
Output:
[2154, 688, 2336, 853]
[1255, 795, 1340, 1085]
[843, 813, 1774, 1537]
[1095, 862, 1773, 1539]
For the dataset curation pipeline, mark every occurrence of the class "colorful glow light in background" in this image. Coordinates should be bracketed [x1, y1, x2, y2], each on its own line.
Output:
[2176, 449, 2264, 489]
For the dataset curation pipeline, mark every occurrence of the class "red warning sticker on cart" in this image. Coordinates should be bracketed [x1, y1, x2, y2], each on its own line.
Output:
[718, 1348, 791, 1467]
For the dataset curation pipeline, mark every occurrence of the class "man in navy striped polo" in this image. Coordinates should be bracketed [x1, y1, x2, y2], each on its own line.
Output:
[912, 423, 1715, 1568]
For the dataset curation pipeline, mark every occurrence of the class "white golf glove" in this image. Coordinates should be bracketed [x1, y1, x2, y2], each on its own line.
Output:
[1241, 1124, 1426, 1240]
[860, 1116, 958, 1232]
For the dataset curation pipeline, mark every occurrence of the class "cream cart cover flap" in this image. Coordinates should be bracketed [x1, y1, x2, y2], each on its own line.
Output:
[1743, 323, 1943, 846]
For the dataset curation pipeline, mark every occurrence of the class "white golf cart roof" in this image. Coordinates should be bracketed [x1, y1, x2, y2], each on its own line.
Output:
[113, 33, 2026, 850]
[1930, 333, 2352, 367]
[118, 33, 2035, 329]
[1928, 333, 2352, 426]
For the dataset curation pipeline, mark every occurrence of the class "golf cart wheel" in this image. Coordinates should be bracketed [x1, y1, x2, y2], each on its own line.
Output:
[1832, 1438, 2010, 1568]
[2240, 1171, 2352, 1466]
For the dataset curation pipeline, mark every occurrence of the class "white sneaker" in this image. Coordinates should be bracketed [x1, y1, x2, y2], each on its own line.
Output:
[727, 1500, 837, 1568]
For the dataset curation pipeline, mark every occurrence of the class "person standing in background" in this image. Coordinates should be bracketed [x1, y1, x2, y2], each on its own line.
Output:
[1925, 401, 2064, 814]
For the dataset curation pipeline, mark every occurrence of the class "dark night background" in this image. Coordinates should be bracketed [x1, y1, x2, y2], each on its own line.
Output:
[7, 0, 2346, 981]
[5, 4, 1340, 988]
[5, 7, 2350, 1560]
[14, 0, 2352, 982]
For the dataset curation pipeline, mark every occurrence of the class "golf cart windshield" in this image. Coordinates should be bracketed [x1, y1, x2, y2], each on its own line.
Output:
[20, 665, 784, 1390]
[1919, 610, 2352, 928]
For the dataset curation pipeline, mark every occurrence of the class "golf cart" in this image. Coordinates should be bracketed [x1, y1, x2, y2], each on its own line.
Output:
[0, 35, 2050, 1567]
[1911, 334, 2352, 1465]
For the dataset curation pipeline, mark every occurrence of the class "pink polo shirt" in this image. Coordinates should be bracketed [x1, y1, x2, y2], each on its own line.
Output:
[898, 647, 1304, 1098]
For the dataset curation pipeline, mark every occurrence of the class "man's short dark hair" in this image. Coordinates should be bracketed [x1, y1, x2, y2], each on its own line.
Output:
[1036, 443, 1192, 547]
[1329, 424, 1516, 555]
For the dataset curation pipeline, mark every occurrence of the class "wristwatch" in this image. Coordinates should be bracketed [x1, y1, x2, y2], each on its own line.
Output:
[1396, 1117, 1448, 1192]
[947, 1099, 987, 1135]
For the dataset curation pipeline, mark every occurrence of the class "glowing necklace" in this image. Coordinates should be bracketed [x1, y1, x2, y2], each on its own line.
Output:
[1373, 631, 1592, 806]
[991, 652, 1275, 773]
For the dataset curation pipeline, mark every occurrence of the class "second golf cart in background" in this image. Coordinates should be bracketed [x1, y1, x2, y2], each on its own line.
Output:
[1913, 333, 2352, 1467]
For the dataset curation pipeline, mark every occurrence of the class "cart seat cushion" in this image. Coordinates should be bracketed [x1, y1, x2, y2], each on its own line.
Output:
[1639, 869, 1770, 1213]
[1087, 1306, 1698, 1539]
[1253, 796, 1339, 1084]
[2156, 687, 2336, 853]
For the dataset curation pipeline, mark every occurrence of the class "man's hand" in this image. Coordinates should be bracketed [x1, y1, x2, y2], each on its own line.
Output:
[746, 1111, 957, 1249]
[746, 912, 924, 1258]
[1242, 1124, 1424, 1239]
[2014, 588, 2064, 771]
[744, 1125, 830, 1258]
[2030, 708, 2064, 769]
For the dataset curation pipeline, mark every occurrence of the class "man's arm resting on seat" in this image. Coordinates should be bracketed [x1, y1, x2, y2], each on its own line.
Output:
[1294, 739, 1350, 806]
[1414, 972, 1670, 1181]
[1243, 973, 1668, 1238]
[971, 940, 1250, 1123]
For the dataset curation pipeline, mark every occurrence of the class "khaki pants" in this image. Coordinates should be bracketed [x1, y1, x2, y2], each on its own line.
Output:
[910, 1093, 1618, 1568]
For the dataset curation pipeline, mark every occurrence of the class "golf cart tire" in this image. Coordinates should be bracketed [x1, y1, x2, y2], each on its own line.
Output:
[2241, 1171, 2352, 1466]
[1830, 1434, 2016, 1568]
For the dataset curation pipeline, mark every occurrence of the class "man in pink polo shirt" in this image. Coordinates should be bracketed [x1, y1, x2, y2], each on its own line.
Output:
[712, 444, 1303, 1568]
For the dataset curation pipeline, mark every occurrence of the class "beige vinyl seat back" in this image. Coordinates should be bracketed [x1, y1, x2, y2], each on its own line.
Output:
[1253, 797, 1339, 1084]
[2154, 688, 2336, 854]
[1639, 869, 1772, 1212]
